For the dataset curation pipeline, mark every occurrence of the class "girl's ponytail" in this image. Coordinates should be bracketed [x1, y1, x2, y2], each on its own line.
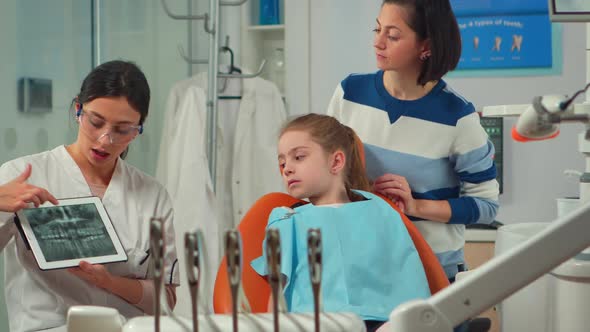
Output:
[344, 126, 371, 201]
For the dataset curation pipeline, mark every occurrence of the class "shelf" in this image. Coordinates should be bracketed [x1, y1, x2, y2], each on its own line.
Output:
[481, 104, 529, 117]
[247, 24, 285, 31]
[465, 229, 497, 243]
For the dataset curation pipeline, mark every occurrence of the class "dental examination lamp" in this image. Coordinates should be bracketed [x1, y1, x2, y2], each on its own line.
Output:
[387, 85, 590, 331]
[511, 88, 590, 201]
[512, 93, 589, 141]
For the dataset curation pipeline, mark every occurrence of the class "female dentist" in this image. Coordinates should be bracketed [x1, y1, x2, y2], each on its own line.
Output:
[0, 60, 179, 332]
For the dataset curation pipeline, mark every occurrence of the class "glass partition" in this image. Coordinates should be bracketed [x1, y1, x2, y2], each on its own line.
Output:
[0, 1, 191, 329]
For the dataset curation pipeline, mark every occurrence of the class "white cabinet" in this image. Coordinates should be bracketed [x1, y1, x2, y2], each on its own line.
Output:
[240, 0, 285, 95]
[238, 0, 311, 115]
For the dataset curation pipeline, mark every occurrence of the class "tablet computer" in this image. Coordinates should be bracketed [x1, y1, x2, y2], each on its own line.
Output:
[15, 196, 127, 270]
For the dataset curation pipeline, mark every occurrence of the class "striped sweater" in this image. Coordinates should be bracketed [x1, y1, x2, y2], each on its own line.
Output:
[327, 71, 499, 278]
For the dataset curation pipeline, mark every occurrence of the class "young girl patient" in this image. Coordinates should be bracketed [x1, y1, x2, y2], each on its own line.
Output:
[251, 113, 430, 331]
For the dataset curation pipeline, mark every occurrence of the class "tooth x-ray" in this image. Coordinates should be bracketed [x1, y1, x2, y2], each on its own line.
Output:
[21, 203, 117, 262]
[16, 197, 127, 270]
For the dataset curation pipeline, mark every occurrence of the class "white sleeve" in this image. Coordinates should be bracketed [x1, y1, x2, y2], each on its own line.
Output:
[0, 162, 21, 250]
[0, 213, 17, 251]
[133, 280, 177, 314]
[326, 83, 345, 119]
[165, 211, 180, 286]
[449, 112, 500, 225]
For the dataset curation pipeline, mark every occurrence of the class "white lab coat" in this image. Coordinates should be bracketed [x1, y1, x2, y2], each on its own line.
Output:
[156, 82, 219, 317]
[0, 146, 179, 332]
[156, 72, 286, 316]
[190, 71, 287, 227]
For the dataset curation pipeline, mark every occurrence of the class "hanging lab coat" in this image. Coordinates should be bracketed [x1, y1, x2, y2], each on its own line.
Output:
[191, 71, 287, 227]
[156, 71, 287, 316]
[156, 82, 219, 317]
[0, 145, 179, 332]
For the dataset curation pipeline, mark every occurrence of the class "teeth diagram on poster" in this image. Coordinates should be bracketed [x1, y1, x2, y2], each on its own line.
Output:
[451, 1, 553, 70]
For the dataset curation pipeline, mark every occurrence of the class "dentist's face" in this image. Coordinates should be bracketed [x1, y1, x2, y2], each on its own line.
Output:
[74, 96, 141, 169]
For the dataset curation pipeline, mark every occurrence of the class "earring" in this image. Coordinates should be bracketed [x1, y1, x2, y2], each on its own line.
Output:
[75, 103, 82, 118]
[419, 51, 431, 61]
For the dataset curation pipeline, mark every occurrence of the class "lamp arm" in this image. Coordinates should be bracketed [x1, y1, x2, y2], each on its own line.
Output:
[388, 201, 590, 332]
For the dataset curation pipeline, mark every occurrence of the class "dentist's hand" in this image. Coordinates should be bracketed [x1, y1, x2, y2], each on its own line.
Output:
[69, 261, 144, 305]
[69, 261, 114, 289]
[0, 164, 58, 212]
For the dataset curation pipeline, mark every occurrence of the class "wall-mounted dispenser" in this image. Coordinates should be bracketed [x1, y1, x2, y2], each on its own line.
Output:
[18, 77, 52, 113]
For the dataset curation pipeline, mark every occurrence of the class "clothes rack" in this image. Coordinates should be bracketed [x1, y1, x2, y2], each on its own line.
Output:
[161, 0, 266, 191]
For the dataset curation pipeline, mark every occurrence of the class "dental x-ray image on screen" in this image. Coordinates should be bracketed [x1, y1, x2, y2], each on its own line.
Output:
[16, 197, 127, 270]
[21, 203, 117, 261]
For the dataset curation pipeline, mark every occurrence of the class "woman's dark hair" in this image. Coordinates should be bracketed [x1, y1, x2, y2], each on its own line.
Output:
[76, 60, 150, 125]
[383, 0, 461, 85]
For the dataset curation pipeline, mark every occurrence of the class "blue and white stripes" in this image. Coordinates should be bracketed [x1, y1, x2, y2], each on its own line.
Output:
[327, 71, 500, 277]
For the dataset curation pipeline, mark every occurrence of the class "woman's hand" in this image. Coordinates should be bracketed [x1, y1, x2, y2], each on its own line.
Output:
[373, 173, 416, 216]
[69, 261, 144, 305]
[0, 164, 58, 212]
[68, 261, 114, 290]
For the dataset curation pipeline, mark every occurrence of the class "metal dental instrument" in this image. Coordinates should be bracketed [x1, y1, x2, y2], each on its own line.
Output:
[150, 218, 165, 332]
[266, 229, 283, 332]
[225, 230, 242, 332]
[307, 229, 323, 332]
[185, 231, 203, 332]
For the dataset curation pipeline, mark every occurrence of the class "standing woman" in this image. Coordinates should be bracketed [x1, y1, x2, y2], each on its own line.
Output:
[0, 60, 179, 332]
[327, 0, 499, 283]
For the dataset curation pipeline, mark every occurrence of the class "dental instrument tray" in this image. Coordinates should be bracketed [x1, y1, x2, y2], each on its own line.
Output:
[15, 196, 127, 270]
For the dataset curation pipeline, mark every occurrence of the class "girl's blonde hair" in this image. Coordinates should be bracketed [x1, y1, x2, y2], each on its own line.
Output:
[280, 113, 371, 201]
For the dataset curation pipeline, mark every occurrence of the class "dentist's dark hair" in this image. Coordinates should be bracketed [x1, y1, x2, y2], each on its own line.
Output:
[75, 60, 150, 125]
[382, 0, 461, 85]
[279, 113, 371, 202]
[73, 60, 150, 159]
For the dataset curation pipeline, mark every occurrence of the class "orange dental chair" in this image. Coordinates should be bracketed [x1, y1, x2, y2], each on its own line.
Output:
[212, 132, 450, 314]
[212, 192, 450, 313]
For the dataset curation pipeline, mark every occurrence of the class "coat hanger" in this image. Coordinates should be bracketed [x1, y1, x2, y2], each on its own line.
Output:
[219, 36, 243, 100]
[220, 46, 242, 74]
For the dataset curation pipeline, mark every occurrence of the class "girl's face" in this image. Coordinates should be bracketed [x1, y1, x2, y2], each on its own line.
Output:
[73, 96, 141, 170]
[278, 130, 343, 204]
[373, 3, 427, 73]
